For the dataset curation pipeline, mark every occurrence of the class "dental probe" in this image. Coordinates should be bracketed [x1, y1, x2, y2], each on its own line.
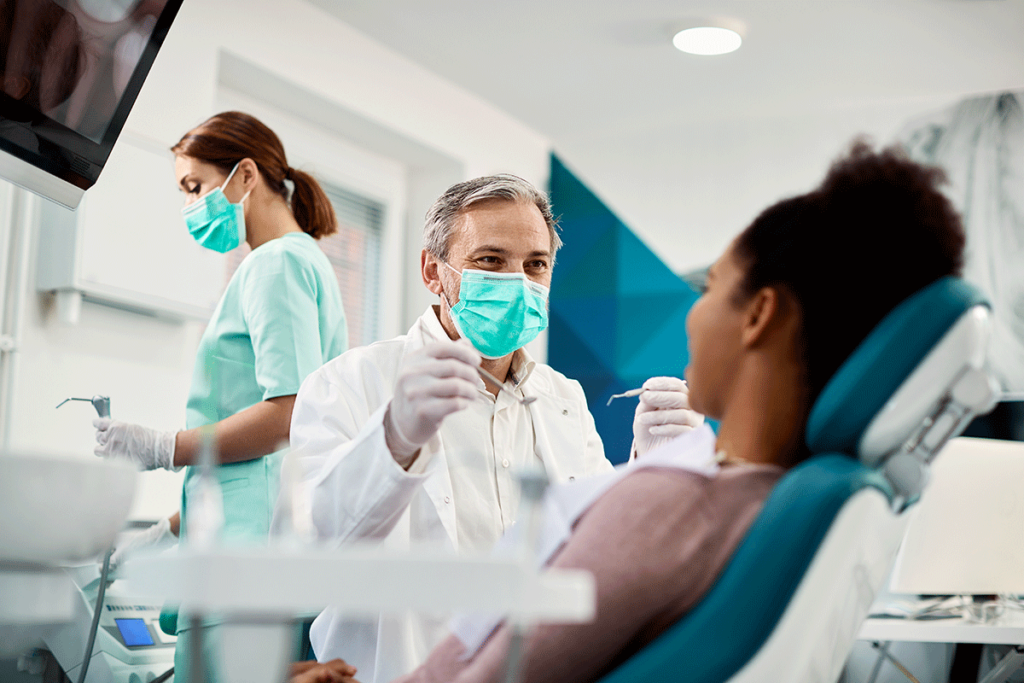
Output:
[606, 380, 690, 406]
[476, 365, 537, 406]
[606, 388, 646, 406]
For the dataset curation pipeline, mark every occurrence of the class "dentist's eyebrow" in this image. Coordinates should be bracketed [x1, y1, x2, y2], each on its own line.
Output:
[471, 245, 512, 255]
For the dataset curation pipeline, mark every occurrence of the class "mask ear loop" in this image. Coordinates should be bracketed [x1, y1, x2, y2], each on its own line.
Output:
[223, 162, 254, 206]
[221, 162, 240, 189]
[439, 260, 462, 312]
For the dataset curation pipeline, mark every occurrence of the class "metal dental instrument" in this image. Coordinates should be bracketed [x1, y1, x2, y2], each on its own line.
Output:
[606, 379, 691, 406]
[606, 387, 646, 406]
[56, 395, 111, 418]
[476, 365, 536, 406]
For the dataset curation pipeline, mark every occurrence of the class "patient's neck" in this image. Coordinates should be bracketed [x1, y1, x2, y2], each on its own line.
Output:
[715, 350, 808, 470]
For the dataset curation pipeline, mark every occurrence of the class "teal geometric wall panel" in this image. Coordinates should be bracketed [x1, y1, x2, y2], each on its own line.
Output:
[548, 154, 700, 464]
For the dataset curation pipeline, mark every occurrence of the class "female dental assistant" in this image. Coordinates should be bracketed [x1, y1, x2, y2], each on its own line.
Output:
[93, 111, 348, 679]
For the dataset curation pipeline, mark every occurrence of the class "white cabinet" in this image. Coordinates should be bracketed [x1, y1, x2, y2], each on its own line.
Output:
[36, 135, 225, 321]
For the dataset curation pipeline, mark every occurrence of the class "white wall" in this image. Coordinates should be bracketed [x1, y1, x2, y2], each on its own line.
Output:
[1, 0, 551, 520]
[558, 94, 965, 274]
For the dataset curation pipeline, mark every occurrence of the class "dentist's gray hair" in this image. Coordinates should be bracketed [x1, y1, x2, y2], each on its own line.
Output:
[423, 174, 562, 262]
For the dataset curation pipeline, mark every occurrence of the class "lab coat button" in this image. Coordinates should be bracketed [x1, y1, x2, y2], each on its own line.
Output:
[444, 496, 451, 504]
[569, 476, 575, 481]
[502, 459, 510, 468]
[561, 409, 569, 416]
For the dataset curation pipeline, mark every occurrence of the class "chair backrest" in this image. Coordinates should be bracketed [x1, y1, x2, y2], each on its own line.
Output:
[806, 277, 996, 505]
[598, 277, 996, 683]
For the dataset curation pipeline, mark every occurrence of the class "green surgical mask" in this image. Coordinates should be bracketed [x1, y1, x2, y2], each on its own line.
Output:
[442, 262, 550, 359]
[181, 163, 250, 253]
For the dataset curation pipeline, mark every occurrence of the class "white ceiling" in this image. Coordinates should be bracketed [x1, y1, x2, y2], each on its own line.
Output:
[308, 0, 1024, 270]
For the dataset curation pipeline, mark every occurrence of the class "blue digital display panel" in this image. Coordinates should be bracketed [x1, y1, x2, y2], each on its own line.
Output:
[115, 618, 154, 647]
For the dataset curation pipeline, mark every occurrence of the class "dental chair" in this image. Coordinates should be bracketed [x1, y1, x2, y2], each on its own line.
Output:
[598, 277, 999, 683]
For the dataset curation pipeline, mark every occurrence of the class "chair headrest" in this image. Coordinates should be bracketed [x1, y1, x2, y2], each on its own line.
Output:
[805, 277, 991, 464]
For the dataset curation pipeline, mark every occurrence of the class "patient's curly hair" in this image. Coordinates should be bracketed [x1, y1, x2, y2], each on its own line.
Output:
[733, 140, 966, 408]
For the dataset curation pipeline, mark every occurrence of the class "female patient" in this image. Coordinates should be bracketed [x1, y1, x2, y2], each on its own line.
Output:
[298, 141, 966, 683]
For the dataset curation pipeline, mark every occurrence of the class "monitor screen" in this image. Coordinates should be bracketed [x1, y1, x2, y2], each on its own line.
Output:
[114, 617, 154, 647]
[889, 436, 1024, 595]
[0, 0, 183, 207]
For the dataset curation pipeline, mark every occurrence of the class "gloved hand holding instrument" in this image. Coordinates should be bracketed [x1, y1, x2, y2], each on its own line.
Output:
[92, 418, 179, 471]
[625, 376, 705, 458]
[384, 339, 485, 468]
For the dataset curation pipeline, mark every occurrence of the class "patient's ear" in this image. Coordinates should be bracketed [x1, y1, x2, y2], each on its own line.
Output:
[741, 286, 782, 348]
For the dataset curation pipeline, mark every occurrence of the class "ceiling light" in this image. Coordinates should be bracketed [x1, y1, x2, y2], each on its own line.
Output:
[672, 27, 742, 56]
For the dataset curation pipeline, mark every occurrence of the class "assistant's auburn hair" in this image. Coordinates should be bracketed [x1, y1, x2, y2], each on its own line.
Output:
[172, 111, 337, 239]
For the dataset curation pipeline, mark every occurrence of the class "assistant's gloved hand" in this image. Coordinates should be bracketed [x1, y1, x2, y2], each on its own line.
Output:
[109, 516, 176, 571]
[93, 418, 178, 471]
[385, 340, 481, 468]
[631, 376, 705, 459]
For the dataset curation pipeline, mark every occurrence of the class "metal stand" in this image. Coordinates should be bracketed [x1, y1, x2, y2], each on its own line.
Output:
[501, 469, 548, 683]
[979, 646, 1024, 683]
[866, 641, 1024, 683]
[188, 616, 205, 683]
[866, 642, 922, 683]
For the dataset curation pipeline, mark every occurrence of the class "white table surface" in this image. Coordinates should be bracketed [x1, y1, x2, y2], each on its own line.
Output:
[124, 545, 595, 622]
[859, 608, 1024, 645]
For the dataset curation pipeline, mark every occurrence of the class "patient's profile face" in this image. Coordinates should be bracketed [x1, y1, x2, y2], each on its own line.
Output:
[685, 241, 748, 420]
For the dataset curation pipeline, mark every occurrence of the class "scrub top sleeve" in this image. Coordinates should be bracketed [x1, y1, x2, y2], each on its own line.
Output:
[243, 249, 325, 401]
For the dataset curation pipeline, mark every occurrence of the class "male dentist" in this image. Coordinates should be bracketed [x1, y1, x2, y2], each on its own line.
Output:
[288, 174, 701, 682]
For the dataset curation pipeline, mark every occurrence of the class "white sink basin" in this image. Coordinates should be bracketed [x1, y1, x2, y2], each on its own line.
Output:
[0, 452, 137, 564]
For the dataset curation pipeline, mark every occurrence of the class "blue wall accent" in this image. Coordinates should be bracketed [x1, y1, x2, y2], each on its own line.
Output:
[548, 155, 701, 464]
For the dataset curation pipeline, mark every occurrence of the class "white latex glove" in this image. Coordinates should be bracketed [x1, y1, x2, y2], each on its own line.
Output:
[93, 418, 178, 471]
[110, 517, 176, 571]
[631, 376, 705, 459]
[385, 340, 481, 467]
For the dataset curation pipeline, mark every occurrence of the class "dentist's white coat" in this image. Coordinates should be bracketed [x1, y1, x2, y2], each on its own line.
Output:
[287, 307, 612, 683]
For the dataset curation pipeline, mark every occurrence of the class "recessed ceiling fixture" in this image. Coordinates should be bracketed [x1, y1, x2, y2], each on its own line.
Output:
[672, 26, 742, 56]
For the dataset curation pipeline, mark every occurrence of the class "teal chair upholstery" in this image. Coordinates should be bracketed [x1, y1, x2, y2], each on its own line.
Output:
[599, 277, 996, 683]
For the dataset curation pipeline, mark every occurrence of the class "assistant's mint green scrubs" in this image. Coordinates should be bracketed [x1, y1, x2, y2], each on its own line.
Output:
[172, 232, 347, 681]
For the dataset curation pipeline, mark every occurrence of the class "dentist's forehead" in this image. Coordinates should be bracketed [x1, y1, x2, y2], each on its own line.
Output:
[450, 201, 551, 251]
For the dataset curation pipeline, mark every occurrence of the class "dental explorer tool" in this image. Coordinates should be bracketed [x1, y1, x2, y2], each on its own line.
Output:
[606, 379, 690, 406]
[476, 365, 537, 406]
[606, 388, 646, 406]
